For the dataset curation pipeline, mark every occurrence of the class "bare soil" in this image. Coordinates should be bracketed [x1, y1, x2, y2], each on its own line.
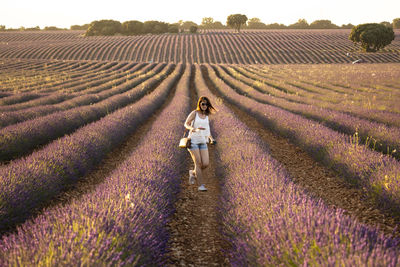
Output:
[166, 75, 230, 266]
[166, 144, 230, 266]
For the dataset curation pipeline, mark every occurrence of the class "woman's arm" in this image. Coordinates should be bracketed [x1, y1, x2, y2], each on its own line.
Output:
[184, 111, 196, 131]
[208, 119, 215, 143]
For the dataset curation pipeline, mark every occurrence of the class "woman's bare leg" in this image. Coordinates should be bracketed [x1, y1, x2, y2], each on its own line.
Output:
[188, 149, 204, 185]
[200, 148, 209, 170]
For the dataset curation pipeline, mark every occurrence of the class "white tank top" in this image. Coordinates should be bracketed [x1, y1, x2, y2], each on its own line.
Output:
[188, 111, 210, 144]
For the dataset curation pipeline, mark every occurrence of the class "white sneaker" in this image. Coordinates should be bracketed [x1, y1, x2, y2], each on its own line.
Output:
[189, 170, 195, 185]
[198, 184, 207, 191]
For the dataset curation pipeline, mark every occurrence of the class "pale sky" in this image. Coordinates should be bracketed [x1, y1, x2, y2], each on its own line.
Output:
[1, 0, 399, 29]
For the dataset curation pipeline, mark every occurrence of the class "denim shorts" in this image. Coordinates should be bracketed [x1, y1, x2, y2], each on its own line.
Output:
[189, 142, 207, 151]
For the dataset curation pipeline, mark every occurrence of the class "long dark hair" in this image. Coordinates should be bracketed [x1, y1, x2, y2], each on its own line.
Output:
[196, 96, 216, 116]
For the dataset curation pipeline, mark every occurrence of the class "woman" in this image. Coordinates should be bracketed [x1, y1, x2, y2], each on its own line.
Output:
[184, 96, 217, 191]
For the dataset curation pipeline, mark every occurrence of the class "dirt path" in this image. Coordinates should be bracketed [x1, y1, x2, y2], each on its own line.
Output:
[166, 73, 230, 266]
[202, 67, 400, 239]
[166, 145, 229, 266]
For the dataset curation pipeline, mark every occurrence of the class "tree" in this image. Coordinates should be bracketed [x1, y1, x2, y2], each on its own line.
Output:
[189, 25, 198, 33]
[85, 20, 122, 36]
[249, 17, 261, 23]
[380, 21, 392, 28]
[210, 21, 226, 29]
[0, 25, 6, 31]
[341, 23, 354, 29]
[288, 19, 309, 29]
[227, 14, 248, 32]
[122, 20, 144, 35]
[24, 26, 40, 31]
[349, 23, 395, 52]
[168, 23, 179, 33]
[247, 18, 267, 29]
[143, 21, 169, 34]
[393, 18, 400, 29]
[70, 24, 89, 30]
[201, 17, 214, 29]
[309, 20, 339, 29]
[44, 26, 64, 31]
[265, 23, 287, 29]
[181, 21, 198, 31]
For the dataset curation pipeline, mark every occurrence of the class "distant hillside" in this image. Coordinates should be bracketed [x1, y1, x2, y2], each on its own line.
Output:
[0, 29, 399, 63]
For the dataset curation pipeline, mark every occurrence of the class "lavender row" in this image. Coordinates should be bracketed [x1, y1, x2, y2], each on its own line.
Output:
[204, 64, 400, 215]
[0, 64, 183, 234]
[37, 61, 129, 93]
[32, 62, 123, 92]
[0, 63, 172, 162]
[240, 65, 400, 128]
[254, 64, 400, 113]
[242, 64, 400, 117]
[0, 92, 47, 106]
[78, 62, 153, 94]
[40, 62, 138, 94]
[214, 65, 400, 159]
[0, 63, 156, 128]
[194, 64, 400, 266]
[0, 92, 10, 98]
[0, 61, 106, 94]
[246, 64, 400, 102]
[0, 93, 73, 113]
[5, 62, 110, 92]
[0, 64, 190, 266]
[0, 62, 141, 113]
[247, 65, 400, 109]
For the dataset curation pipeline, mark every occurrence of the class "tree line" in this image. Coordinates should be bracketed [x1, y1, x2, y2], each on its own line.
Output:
[1, 17, 399, 32]
[246, 18, 400, 30]
[0, 15, 396, 53]
[0, 26, 69, 31]
[84, 20, 183, 36]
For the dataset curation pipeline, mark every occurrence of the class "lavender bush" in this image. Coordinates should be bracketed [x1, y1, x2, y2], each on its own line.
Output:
[0, 62, 141, 113]
[204, 64, 400, 215]
[215, 64, 400, 159]
[0, 63, 154, 127]
[194, 64, 400, 266]
[241, 65, 400, 128]
[0, 64, 183, 233]
[0, 63, 173, 161]
[0, 64, 191, 266]
[0, 93, 45, 106]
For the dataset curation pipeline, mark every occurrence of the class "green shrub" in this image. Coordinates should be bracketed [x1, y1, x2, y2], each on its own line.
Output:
[309, 20, 339, 29]
[143, 21, 169, 34]
[70, 24, 89, 30]
[189, 25, 198, 33]
[349, 23, 395, 52]
[122, 20, 144, 35]
[393, 18, 400, 29]
[227, 14, 248, 32]
[85, 20, 122, 36]
[168, 24, 179, 33]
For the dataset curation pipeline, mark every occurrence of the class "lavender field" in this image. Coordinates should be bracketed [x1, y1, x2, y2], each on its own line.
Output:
[0, 30, 400, 266]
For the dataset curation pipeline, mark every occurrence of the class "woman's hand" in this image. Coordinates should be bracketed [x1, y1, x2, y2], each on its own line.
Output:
[209, 136, 217, 144]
